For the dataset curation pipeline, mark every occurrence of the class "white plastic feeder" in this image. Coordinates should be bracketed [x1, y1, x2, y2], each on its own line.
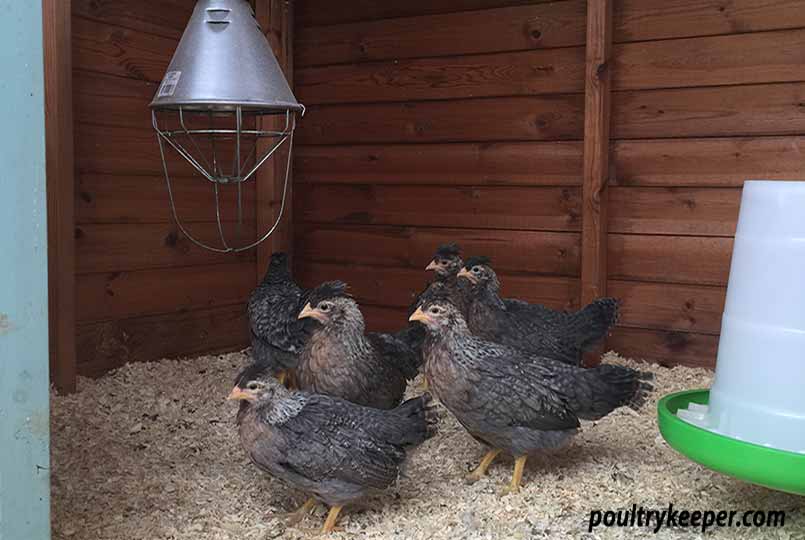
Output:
[659, 181, 805, 495]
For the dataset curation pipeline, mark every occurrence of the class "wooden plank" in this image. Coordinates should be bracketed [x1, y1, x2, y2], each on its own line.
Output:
[296, 261, 580, 311]
[609, 280, 726, 335]
[255, 0, 295, 280]
[44, 0, 77, 393]
[75, 222, 255, 274]
[295, 141, 583, 186]
[294, 184, 582, 231]
[294, 224, 581, 277]
[76, 303, 249, 378]
[77, 174, 257, 224]
[72, 0, 194, 41]
[72, 15, 176, 83]
[613, 29, 805, 91]
[296, 46, 585, 105]
[76, 262, 254, 323]
[613, 82, 805, 140]
[296, 0, 549, 27]
[609, 187, 741, 236]
[615, 0, 805, 44]
[296, 1, 587, 66]
[608, 327, 719, 368]
[613, 136, 805, 187]
[359, 304, 412, 334]
[74, 70, 157, 130]
[608, 234, 733, 286]
[581, 0, 612, 306]
[298, 94, 585, 145]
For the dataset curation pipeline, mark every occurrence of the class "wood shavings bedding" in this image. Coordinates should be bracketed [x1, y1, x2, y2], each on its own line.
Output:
[51, 352, 804, 539]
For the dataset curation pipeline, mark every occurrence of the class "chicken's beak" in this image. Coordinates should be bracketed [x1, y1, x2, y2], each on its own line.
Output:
[457, 267, 477, 283]
[298, 303, 324, 322]
[227, 386, 252, 402]
[409, 306, 432, 325]
[425, 260, 438, 271]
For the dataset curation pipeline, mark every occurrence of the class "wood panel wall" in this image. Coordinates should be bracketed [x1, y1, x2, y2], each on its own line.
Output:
[604, 0, 805, 367]
[72, 0, 255, 377]
[293, 0, 588, 336]
[293, 0, 805, 368]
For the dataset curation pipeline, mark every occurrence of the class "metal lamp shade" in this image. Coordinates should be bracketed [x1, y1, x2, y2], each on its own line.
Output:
[150, 0, 302, 113]
[149, 0, 303, 253]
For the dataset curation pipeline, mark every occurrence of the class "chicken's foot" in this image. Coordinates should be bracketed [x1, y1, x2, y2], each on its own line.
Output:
[321, 505, 344, 534]
[465, 449, 501, 484]
[501, 455, 527, 495]
[283, 497, 316, 526]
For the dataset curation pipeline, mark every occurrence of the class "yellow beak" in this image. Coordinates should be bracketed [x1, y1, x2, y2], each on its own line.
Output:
[409, 306, 431, 324]
[227, 386, 252, 401]
[457, 267, 477, 283]
[425, 260, 438, 271]
[298, 303, 324, 322]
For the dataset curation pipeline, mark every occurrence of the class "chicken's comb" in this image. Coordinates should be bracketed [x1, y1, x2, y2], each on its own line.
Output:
[464, 255, 492, 269]
[434, 243, 461, 258]
[307, 280, 351, 305]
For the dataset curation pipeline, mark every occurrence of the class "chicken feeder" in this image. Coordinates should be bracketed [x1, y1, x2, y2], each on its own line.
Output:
[658, 180, 805, 495]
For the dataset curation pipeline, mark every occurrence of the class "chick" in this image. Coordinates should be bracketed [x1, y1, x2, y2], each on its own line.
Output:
[458, 256, 619, 365]
[409, 298, 652, 493]
[413, 243, 468, 316]
[247, 252, 311, 386]
[229, 375, 437, 533]
[296, 281, 419, 409]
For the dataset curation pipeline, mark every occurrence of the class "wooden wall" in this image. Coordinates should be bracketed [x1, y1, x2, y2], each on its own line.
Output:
[72, 0, 255, 377]
[292, 0, 805, 368]
[292, 0, 587, 339]
[604, 0, 805, 367]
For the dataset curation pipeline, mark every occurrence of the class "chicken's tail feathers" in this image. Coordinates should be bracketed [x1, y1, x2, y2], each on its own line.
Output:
[576, 364, 654, 420]
[571, 297, 620, 351]
[389, 393, 438, 448]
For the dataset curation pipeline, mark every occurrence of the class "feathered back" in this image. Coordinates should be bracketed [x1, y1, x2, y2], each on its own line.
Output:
[306, 280, 350, 306]
[435, 243, 461, 259]
[463, 255, 491, 270]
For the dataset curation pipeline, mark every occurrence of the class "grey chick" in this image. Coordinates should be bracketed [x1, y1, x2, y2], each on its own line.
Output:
[409, 297, 652, 493]
[247, 252, 311, 386]
[458, 256, 619, 366]
[296, 281, 419, 409]
[228, 374, 437, 533]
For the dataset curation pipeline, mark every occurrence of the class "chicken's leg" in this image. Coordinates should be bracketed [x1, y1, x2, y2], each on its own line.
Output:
[501, 455, 527, 495]
[321, 505, 343, 534]
[282, 497, 316, 526]
[465, 449, 501, 484]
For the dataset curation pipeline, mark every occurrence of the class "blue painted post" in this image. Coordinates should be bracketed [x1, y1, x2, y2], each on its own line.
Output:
[0, 1, 51, 539]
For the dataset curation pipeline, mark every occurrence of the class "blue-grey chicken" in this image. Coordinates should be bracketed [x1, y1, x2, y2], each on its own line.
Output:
[457, 256, 619, 366]
[247, 252, 311, 386]
[409, 296, 652, 493]
[296, 281, 420, 409]
[228, 374, 437, 533]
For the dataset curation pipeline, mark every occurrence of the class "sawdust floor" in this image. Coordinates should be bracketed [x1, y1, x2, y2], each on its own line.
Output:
[51, 351, 804, 540]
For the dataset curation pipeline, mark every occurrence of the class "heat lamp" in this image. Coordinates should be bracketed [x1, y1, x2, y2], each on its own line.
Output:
[658, 180, 805, 495]
[150, 0, 303, 252]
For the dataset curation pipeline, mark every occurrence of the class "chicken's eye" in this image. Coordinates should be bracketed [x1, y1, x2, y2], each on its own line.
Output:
[471, 266, 481, 274]
[319, 302, 331, 312]
[429, 306, 441, 315]
[246, 381, 259, 390]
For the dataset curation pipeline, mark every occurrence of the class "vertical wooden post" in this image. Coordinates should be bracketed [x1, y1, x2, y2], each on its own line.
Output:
[581, 0, 613, 306]
[0, 1, 51, 537]
[43, 0, 77, 393]
[254, 0, 295, 282]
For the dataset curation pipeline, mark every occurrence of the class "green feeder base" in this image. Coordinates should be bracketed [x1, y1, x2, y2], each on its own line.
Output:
[657, 390, 805, 496]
